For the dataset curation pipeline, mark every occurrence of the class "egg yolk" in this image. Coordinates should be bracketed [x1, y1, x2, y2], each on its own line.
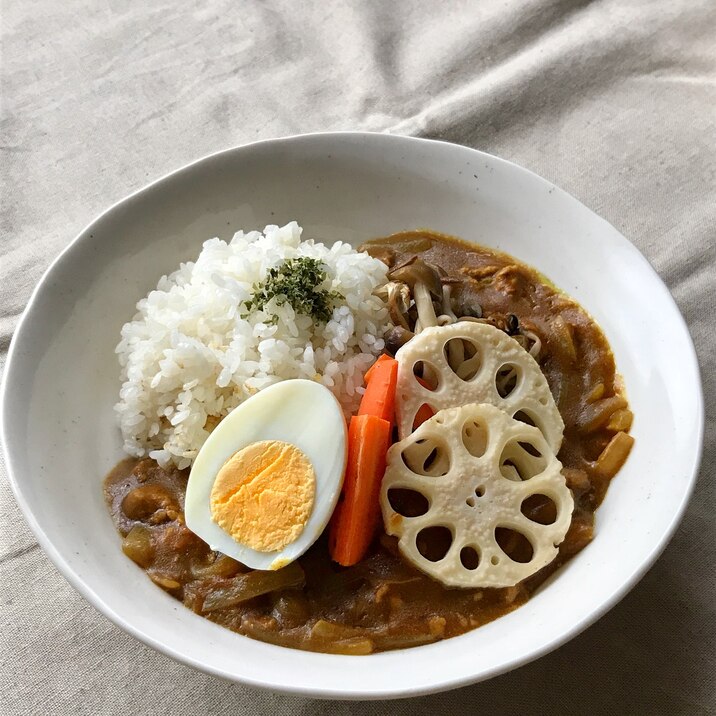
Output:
[209, 440, 315, 553]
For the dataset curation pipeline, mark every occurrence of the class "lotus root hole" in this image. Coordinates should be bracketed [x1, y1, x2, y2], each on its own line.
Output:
[520, 494, 558, 525]
[444, 338, 482, 381]
[495, 527, 534, 563]
[401, 438, 451, 477]
[462, 418, 488, 457]
[387, 488, 430, 518]
[518, 440, 542, 457]
[416, 525, 453, 562]
[413, 360, 439, 391]
[496, 363, 521, 397]
[460, 546, 480, 570]
[499, 439, 547, 481]
[466, 485, 485, 508]
[513, 409, 537, 428]
[412, 405, 436, 432]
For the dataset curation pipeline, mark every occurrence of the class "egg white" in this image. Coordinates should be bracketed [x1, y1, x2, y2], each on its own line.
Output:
[185, 379, 347, 570]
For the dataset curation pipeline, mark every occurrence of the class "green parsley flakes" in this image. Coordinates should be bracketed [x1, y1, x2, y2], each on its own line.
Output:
[243, 257, 342, 324]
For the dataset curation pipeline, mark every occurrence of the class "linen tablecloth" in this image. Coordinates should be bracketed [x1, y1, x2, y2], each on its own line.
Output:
[2, 1, 714, 714]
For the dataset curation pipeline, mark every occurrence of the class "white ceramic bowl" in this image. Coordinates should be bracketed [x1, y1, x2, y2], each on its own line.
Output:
[1, 133, 703, 699]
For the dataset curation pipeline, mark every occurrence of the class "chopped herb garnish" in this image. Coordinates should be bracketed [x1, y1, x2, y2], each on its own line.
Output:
[243, 257, 342, 323]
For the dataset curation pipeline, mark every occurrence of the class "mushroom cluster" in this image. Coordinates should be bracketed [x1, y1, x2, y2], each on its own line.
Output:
[377, 257, 481, 355]
[376, 256, 541, 361]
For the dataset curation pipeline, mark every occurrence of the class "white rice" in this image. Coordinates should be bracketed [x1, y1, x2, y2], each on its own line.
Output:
[115, 222, 391, 469]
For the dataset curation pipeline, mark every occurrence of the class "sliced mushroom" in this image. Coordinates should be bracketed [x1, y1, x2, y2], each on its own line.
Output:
[437, 286, 462, 362]
[384, 325, 415, 355]
[517, 328, 542, 360]
[387, 258, 445, 333]
[389, 257, 443, 301]
[441, 285, 458, 322]
[451, 289, 483, 319]
[386, 282, 412, 330]
[413, 282, 438, 330]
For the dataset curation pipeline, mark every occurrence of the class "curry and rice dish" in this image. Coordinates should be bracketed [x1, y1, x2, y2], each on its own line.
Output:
[104, 223, 634, 655]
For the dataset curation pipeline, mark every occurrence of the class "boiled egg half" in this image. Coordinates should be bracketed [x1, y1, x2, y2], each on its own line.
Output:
[185, 379, 347, 570]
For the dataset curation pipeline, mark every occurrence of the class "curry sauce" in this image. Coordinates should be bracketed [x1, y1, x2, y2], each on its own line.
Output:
[104, 231, 633, 654]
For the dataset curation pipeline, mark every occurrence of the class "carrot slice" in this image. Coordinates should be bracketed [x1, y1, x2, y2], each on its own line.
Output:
[358, 357, 398, 426]
[329, 414, 392, 566]
[363, 354, 392, 385]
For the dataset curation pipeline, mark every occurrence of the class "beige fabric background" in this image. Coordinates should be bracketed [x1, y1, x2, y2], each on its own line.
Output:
[1, 1, 714, 714]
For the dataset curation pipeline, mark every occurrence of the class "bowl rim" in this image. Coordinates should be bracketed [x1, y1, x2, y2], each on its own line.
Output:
[0, 131, 704, 700]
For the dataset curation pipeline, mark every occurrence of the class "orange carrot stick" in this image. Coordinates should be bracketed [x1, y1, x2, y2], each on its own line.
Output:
[363, 354, 392, 385]
[358, 356, 398, 426]
[329, 414, 392, 566]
